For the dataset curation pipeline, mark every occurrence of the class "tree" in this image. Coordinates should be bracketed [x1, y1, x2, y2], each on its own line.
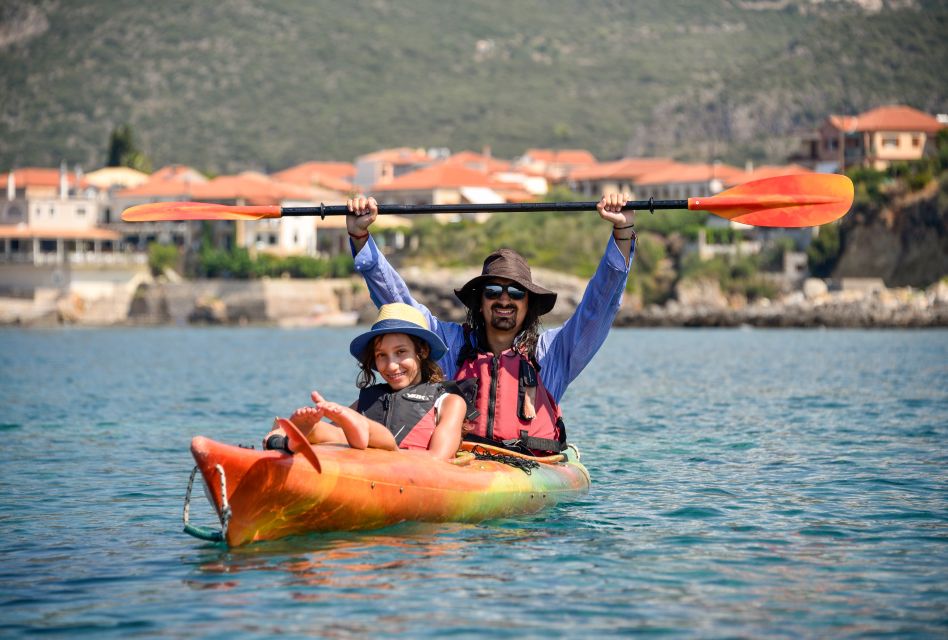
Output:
[807, 222, 840, 278]
[106, 124, 152, 172]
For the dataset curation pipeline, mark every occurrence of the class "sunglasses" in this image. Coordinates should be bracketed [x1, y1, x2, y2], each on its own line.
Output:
[482, 284, 527, 301]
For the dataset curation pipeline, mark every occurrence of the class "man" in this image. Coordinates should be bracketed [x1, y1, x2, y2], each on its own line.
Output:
[344, 193, 634, 454]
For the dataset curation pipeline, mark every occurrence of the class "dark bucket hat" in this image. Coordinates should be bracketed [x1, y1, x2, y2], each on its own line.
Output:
[349, 303, 448, 362]
[454, 248, 557, 316]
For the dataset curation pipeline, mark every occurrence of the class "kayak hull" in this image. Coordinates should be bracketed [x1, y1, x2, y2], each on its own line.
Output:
[189, 436, 590, 546]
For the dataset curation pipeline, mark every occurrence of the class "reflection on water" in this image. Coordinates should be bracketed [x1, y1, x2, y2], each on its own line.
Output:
[191, 521, 549, 593]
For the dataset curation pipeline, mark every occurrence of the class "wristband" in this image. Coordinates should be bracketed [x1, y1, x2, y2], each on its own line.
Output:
[348, 230, 369, 240]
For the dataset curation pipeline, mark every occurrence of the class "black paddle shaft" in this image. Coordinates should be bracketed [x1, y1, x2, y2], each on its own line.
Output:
[281, 199, 690, 218]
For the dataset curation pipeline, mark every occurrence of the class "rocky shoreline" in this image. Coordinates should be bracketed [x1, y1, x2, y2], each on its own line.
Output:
[614, 279, 948, 329]
[1, 266, 946, 329]
[615, 291, 948, 328]
[395, 267, 948, 330]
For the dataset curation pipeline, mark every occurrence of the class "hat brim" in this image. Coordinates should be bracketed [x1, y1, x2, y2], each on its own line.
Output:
[349, 319, 448, 363]
[454, 275, 557, 316]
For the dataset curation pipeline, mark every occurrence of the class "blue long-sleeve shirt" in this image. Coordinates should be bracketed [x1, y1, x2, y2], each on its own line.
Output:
[352, 237, 633, 403]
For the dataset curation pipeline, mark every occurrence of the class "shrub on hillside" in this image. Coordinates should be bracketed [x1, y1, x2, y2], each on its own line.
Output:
[195, 246, 352, 279]
[807, 223, 840, 278]
[678, 253, 774, 301]
[147, 242, 179, 276]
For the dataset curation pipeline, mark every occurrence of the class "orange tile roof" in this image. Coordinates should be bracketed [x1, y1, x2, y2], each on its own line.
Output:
[358, 147, 431, 165]
[723, 164, 812, 187]
[371, 163, 504, 192]
[0, 225, 121, 240]
[492, 187, 536, 203]
[116, 164, 208, 197]
[272, 161, 355, 191]
[523, 149, 597, 165]
[442, 151, 512, 173]
[190, 172, 335, 205]
[568, 157, 676, 181]
[634, 162, 744, 186]
[0, 167, 77, 188]
[828, 105, 944, 133]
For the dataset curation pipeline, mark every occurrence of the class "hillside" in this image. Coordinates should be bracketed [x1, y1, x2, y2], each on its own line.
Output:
[1, 0, 945, 173]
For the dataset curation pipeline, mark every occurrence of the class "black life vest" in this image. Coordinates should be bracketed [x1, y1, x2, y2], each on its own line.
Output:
[357, 381, 444, 450]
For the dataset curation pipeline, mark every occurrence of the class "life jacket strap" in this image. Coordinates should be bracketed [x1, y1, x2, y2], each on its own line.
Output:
[442, 379, 480, 422]
[515, 430, 567, 455]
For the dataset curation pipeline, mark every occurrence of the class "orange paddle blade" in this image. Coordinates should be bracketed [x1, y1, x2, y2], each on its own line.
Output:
[121, 202, 281, 222]
[688, 174, 854, 227]
[277, 418, 322, 472]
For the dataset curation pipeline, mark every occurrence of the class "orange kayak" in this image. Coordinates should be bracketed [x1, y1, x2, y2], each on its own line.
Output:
[185, 436, 590, 546]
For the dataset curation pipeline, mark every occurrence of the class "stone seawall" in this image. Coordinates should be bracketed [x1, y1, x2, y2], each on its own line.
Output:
[0, 270, 369, 327]
[129, 277, 367, 326]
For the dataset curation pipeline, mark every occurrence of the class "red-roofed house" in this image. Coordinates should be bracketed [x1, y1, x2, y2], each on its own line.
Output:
[567, 158, 676, 197]
[107, 164, 213, 253]
[800, 105, 945, 171]
[354, 147, 436, 189]
[191, 171, 349, 257]
[442, 150, 512, 174]
[443, 150, 547, 198]
[515, 148, 597, 182]
[722, 163, 812, 188]
[272, 161, 356, 193]
[633, 162, 745, 200]
[112, 165, 208, 215]
[0, 166, 125, 267]
[370, 162, 514, 222]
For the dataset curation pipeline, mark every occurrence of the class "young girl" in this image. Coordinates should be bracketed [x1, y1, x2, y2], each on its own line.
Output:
[264, 303, 467, 461]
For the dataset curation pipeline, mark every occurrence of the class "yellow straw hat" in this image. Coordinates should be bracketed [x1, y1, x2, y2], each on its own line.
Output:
[349, 303, 447, 361]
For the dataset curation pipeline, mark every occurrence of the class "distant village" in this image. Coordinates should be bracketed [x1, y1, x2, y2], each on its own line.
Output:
[1, 104, 945, 327]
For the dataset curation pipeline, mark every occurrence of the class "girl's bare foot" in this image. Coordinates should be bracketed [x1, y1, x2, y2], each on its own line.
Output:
[320, 403, 369, 450]
[289, 406, 324, 431]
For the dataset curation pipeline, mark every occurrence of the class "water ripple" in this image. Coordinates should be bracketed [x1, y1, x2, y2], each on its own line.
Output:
[0, 327, 946, 637]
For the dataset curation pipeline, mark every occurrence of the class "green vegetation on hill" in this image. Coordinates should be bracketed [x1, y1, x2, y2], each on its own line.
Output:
[1, 0, 944, 172]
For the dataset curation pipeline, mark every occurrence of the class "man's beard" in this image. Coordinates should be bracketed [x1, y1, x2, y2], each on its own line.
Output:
[488, 304, 518, 331]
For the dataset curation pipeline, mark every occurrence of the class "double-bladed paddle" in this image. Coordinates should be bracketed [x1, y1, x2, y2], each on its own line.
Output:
[121, 174, 854, 228]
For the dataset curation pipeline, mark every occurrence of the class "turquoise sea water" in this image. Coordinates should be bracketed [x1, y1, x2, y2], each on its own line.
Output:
[0, 327, 946, 637]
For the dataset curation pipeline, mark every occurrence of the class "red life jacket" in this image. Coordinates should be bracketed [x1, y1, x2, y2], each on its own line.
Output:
[455, 348, 567, 455]
[356, 381, 443, 451]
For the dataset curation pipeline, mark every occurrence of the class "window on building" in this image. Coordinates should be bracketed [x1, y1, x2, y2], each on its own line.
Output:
[77, 207, 86, 216]
[882, 135, 899, 149]
[911, 135, 921, 148]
